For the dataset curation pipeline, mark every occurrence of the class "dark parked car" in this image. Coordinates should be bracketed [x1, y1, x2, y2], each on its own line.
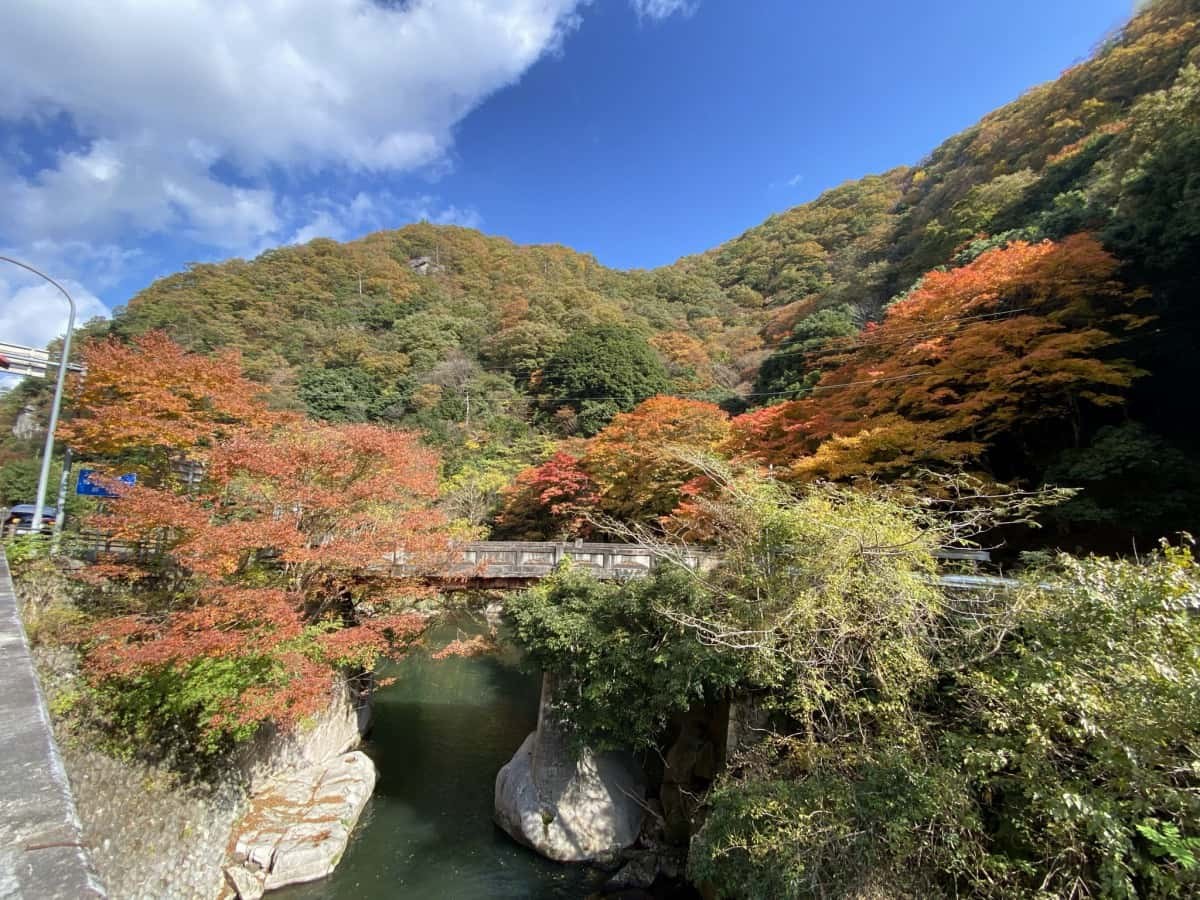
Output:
[5, 504, 57, 535]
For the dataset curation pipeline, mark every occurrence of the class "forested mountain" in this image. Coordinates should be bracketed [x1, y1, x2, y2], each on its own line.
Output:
[12, 0, 1197, 548]
[106, 225, 765, 439]
[724, 0, 1200, 546]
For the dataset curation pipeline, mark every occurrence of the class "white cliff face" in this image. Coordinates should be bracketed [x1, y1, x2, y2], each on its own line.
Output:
[494, 673, 645, 863]
[220, 676, 375, 898]
[12, 405, 44, 441]
[234, 675, 369, 794]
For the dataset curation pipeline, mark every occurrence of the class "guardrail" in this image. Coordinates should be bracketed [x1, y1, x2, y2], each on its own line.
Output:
[389, 541, 998, 586]
[391, 540, 722, 582]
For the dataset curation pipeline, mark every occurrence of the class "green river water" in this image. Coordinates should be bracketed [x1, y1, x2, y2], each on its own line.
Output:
[275, 616, 603, 900]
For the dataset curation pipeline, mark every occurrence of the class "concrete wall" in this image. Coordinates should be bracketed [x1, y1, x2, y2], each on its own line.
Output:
[0, 551, 105, 899]
[54, 675, 368, 900]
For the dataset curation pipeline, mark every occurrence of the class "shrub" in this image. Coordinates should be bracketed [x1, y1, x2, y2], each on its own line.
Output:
[691, 544, 1200, 899]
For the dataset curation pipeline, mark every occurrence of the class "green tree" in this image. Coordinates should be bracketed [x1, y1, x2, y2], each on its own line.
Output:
[1045, 421, 1200, 540]
[539, 324, 669, 435]
[1105, 63, 1200, 273]
[507, 565, 747, 751]
[297, 366, 382, 423]
[753, 304, 859, 398]
[0, 457, 41, 506]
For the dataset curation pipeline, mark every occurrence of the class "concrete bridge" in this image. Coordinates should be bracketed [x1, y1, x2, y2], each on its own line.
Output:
[70, 533, 1004, 590]
[393, 540, 718, 588]
[71, 532, 1009, 591]
[390, 539, 1006, 591]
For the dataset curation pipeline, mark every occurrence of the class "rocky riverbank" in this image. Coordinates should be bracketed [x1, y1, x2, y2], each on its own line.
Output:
[35, 642, 372, 900]
[222, 751, 376, 898]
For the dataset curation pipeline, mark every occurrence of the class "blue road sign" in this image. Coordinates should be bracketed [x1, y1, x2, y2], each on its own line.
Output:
[76, 469, 137, 497]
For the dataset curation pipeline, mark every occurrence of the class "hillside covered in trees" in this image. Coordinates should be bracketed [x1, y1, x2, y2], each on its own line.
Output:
[5, 4, 1200, 899]
[12, 0, 1197, 550]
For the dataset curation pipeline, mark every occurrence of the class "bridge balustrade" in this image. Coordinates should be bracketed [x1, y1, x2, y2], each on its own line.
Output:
[57, 534, 1002, 590]
[390, 540, 718, 583]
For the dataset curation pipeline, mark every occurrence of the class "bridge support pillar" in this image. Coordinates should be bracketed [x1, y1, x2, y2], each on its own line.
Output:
[494, 672, 645, 862]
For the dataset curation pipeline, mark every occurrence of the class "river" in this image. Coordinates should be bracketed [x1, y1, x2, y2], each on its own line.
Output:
[275, 615, 604, 900]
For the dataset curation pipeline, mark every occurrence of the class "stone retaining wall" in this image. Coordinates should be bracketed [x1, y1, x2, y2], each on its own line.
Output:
[60, 742, 243, 900]
[33, 652, 367, 900]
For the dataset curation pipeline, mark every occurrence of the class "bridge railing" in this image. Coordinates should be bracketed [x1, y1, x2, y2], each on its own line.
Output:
[392, 541, 990, 583]
[55, 533, 1006, 590]
[390, 540, 722, 582]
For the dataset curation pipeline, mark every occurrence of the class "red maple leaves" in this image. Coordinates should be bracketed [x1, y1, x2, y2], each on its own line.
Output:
[67, 333, 450, 738]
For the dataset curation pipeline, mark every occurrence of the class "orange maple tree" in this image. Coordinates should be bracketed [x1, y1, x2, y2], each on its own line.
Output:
[729, 234, 1147, 480]
[650, 331, 718, 391]
[496, 397, 730, 537]
[584, 396, 730, 524]
[68, 335, 450, 742]
[493, 445, 599, 540]
[60, 330, 276, 484]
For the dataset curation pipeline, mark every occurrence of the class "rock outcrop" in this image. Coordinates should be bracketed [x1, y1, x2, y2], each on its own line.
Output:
[494, 673, 644, 862]
[224, 751, 376, 897]
[233, 675, 370, 794]
[12, 405, 44, 441]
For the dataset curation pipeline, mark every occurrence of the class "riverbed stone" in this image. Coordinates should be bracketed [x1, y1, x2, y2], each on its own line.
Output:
[224, 863, 265, 900]
[604, 853, 661, 891]
[495, 673, 645, 862]
[228, 751, 375, 893]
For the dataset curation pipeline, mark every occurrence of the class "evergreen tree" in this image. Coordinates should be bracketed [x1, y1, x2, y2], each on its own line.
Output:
[539, 324, 669, 435]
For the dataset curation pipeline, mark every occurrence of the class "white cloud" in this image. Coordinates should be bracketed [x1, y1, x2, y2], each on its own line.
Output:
[289, 212, 351, 246]
[10, 240, 144, 291]
[630, 0, 699, 22]
[0, 0, 586, 171]
[0, 0, 589, 339]
[0, 0, 587, 249]
[0, 275, 109, 351]
[4, 138, 282, 251]
[402, 195, 485, 230]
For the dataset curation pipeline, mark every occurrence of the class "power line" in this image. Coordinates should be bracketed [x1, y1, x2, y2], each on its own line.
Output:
[452, 306, 1036, 385]
[753, 307, 1035, 366]
[512, 369, 934, 405]
[446, 306, 1038, 405]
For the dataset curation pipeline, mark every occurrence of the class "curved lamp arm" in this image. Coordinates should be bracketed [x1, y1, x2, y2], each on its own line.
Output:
[0, 256, 77, 535]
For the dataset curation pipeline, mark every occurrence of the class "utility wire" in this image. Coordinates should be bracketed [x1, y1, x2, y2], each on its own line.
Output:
[505, 369, 934, 405]
[753, 307, 1035, 365]
[447, 305, 1037, 384]
[444, 305, 1039, 405]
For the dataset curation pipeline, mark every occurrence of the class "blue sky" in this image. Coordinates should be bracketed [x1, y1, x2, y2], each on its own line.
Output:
[0, 0, 1135, 349]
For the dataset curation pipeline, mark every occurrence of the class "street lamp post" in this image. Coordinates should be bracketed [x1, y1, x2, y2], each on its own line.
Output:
[0, 256, 77, 535]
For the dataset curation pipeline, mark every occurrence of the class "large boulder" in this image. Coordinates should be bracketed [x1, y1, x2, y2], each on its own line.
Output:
[494, 673, 645, 862]
[225, 751, 376, 895]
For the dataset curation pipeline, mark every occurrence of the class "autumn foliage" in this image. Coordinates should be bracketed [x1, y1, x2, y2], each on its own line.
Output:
[585, 396, 730, 523]
[729, 235, 1147, 480]
[496, 396, 730, 538]
[493, 446, 599, 539]
[497, 236, 1147, 534]
[60, 331, 276, 483]
[67, 335, 449, 744]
